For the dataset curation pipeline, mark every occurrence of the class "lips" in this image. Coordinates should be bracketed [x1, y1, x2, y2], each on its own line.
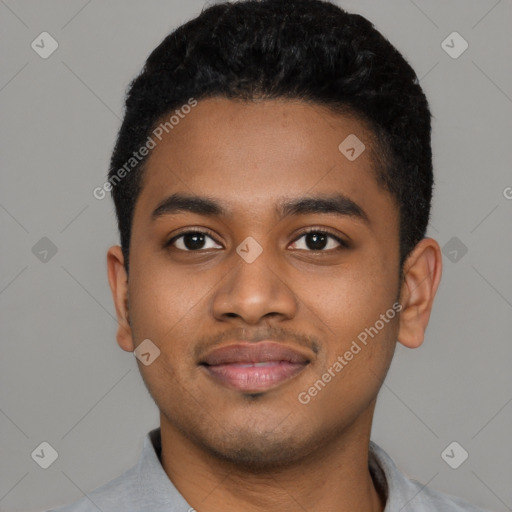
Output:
[201, 342, 310, 366]
[200, 341, 311, 392]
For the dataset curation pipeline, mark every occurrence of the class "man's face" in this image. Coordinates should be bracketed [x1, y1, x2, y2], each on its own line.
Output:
[123, 98, 401, 468]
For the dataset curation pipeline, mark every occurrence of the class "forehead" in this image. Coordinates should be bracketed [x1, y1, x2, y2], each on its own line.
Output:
[133, 97, 396, 227]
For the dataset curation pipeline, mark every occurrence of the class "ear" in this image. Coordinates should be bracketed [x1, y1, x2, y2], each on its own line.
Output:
[107, 245, 135, 352]
[397, 237, 443, 349]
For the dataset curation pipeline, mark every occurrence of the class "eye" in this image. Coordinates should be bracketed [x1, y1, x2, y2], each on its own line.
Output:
[289, 229, 348, 252]
[165, 228, 349, 253]
[166, 229, 222, 251]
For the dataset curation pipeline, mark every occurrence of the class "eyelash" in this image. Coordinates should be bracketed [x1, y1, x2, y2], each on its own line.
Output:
[165, 227, 349, 252]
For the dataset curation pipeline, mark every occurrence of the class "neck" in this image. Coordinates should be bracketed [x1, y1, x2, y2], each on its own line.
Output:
[158, 402, 385, 512]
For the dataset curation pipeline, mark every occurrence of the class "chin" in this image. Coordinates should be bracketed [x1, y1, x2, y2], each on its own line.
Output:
[194, 424, 320, 472]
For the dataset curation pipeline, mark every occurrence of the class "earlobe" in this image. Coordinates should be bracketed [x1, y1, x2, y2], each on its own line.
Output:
[397, 238, 443, 349]
[106, 245, 135, 352]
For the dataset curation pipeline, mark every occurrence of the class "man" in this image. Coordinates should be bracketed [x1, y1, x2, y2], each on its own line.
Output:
[50, 0, 490, 510]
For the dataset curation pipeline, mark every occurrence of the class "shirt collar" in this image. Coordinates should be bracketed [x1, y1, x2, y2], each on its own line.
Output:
[135, 427, 192, 511]
[369, 440, 429, 511]
[136, 427, 422, 511]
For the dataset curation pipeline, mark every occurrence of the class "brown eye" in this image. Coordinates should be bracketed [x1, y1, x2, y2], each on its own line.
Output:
[166, 230, 222, 251]
[289, 229, 348, 251]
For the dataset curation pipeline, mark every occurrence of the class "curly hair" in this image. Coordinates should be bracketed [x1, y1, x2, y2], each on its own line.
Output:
[108, 0, 433, 275]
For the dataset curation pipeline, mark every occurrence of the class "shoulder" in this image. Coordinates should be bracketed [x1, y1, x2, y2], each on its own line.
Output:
[46, 465, 141, 512]
[369, 441, 491, 512]
[45, 427, 188, 512]
[405, 477, 491, 511]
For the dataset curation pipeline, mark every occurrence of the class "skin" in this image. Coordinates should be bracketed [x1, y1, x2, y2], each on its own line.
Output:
[107, 97, 442, 512]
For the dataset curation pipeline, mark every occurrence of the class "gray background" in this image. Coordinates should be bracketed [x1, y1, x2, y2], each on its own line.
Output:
[1, 1, 511, 511]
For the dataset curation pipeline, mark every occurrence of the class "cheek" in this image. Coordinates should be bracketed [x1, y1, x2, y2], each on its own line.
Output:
[300, 278, 398, 421]
[303, 252, 399, 394]
[127, 262, 214, 379]
[128, 260, 208, 342]
[305, 257, 397, 337]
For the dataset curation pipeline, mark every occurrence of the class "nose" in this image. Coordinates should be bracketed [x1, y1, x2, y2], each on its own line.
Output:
[211, 244, 298, 325]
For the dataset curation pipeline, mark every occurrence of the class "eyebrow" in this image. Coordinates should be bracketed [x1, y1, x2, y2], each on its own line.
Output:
[151, 192, 370, 225]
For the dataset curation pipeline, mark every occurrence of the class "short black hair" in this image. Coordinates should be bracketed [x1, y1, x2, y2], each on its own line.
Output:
[108, 0, 433, 276]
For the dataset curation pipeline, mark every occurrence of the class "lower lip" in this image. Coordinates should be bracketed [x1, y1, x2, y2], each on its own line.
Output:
[202, 361, 307, 392]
